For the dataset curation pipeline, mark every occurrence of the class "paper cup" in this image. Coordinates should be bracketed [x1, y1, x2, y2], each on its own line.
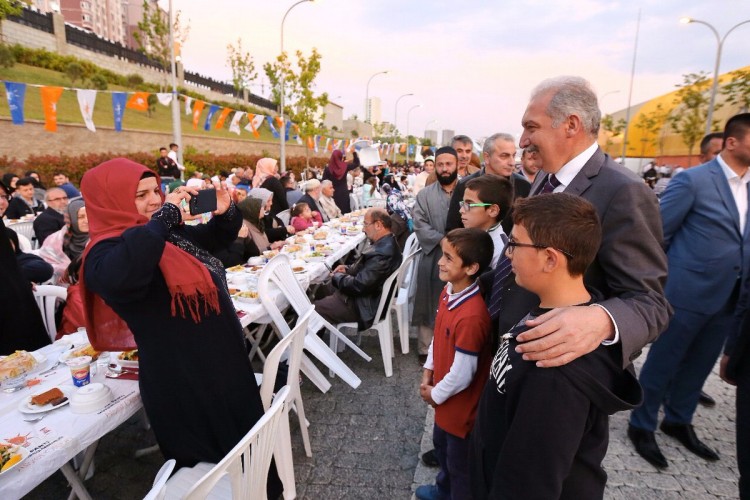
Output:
[66, 356, 92, 387]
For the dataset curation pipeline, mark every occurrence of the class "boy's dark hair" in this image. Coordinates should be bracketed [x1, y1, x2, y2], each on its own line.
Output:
[169, 143, 178, 149]
[159, 147, 168, 152]
[465, 175, 514, 222]
[15, 177, 34, 188]
[724, 113, 750, 146]
[444, 228, 494, 277]
[291, 202, 309, 217]
[53, 171, 68, 178]
[512, 193, 601, 276]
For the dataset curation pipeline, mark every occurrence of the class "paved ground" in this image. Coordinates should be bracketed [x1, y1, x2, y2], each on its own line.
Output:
[26, 339, 741, 499]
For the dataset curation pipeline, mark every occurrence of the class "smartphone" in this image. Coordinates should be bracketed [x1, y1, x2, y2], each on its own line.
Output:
[189, 189, 218, 215]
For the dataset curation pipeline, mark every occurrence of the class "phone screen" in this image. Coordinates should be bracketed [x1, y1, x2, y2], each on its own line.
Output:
[189, 190, 218, 215]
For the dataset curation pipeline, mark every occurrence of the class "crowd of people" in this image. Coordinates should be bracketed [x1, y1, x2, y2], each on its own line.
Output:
[1, 74, 749, 500]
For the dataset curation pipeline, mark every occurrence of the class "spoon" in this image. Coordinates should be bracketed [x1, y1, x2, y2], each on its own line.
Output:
[23, 414, 46, 423]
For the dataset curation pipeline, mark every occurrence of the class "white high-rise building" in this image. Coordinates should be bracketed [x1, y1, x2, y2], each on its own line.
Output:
[366, 96, 382, 124]
[424, 129, 438, 144]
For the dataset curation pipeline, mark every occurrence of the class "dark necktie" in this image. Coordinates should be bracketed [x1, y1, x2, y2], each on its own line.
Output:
[487, 255, 512, 320]
[537, 173, 561, 195]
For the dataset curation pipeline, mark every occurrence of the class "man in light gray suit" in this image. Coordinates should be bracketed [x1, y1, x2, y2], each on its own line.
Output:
[629, 113, 750, 469]
[471, 76, 671, 496]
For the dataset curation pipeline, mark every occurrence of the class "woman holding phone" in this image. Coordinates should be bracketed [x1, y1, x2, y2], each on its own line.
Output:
[79, 158, 280, 493]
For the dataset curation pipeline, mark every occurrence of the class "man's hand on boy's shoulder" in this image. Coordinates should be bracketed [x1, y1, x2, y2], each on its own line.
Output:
[420, 383, 437, 407]
[514, 306, 614, 368]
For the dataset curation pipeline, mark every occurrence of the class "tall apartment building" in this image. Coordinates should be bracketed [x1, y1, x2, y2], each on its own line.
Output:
[366, 96, 382, 124]
[57, 0, 125, 43]
[424, 129, 437, 144]
[441, 129, 456, 147]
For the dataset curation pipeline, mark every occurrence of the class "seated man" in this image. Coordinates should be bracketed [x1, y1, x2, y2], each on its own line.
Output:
[319, 180, 343, 219]
[298, 179, 328, 222]
[6, 177, 45, 219]
[52, 171, 81, 198]
[314, 208, 402, 329]
[33, 187, 69, 245]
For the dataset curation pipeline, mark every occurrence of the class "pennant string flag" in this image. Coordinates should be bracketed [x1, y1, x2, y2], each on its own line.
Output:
[284, 120, 292, 141]
[126, 91, 150, 112]
[192, 100, 205, 129]
[40, 86, 64, 132]
[4, 81, 26, 125]
[184, 96, 193, 115]
[266, 115, 280, 139]
[215, 107, 232, 130]
[111, 92, 127, 132]
[156, 92, 173, 106]
[229, 110, 245, 135]
[76, 89, 97, 132]
[244, 114, 264, 138]
[204, 104, 220, 131]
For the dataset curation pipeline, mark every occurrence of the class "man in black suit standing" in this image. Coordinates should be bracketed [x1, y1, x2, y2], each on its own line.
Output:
[445, 133, 531, 233]
[470, 76, 671, 495]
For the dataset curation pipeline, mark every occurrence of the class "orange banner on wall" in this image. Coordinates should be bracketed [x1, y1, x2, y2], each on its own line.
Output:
[215, 107, 232, 129]
[40, 86, 64, 132]
[192, 100, 205, 129]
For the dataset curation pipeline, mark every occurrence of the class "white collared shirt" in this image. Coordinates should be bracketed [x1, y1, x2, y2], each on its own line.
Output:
[548, 141, 599, 192]
[716, 152, 750, 234]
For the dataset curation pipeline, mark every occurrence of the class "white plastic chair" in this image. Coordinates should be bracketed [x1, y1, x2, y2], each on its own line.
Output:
[276, 209, 291, 226]
[143, 459, 176, 500]
[162, 386, 291, 500]
[349, 193, 360, 212]
[366, 198, 387, 209]
[254, 309, 312, 499]
[391, 249, 422, 355]
[7, 220, 37, 249]
[32, 284, 68, 341]
[334, 266, 400, 377]
[402, 232, 419, 258]
[257, 254, 370, 390]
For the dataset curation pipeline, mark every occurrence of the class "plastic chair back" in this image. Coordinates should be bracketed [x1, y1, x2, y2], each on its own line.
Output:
[276, 209, 291, 226]
[366, 198, 387, 209]
[372, 267, 400, 325]
[7, 220, 37, 249]
[33, 285, 68, 341]
[183, 386, 291, 500]
[257, 254, 312, 333]
[143, 459, 176, 500]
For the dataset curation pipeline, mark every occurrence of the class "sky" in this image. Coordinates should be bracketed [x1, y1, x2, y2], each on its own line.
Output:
[171, 0, 750, 141]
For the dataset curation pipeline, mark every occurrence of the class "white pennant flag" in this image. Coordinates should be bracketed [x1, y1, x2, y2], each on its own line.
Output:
[243, 114, 265, 136]
[184, 96, 193, 115]
[157, 93, 172, 106]
[229, 111, 245, 135]
[76, 89, 97, 132]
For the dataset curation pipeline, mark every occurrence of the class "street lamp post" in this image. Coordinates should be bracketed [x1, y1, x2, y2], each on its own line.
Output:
[405, 104, 421, 163]
[392, 93, 413, 164]
[365, 71, 388, 123]
[280, 0, 314, 173]
[168, 0, 183, 176]
[680, 16, 750, 135]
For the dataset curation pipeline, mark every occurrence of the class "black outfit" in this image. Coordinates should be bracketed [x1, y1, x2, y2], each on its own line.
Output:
[263, 213, 289, 243]
[323, 161, 358, 214]
[33, 207, 65, 245]
[727, 289, 750, 499]
[5, 196, 45, 219]
[0, 218, 50, 354]
[260, 176, 289, 217]
[156, 156, 180, 179]
[445, 170, 531, 234]
[316, 233, 402, 330]
[17, 253, 53, 283]
[470, 303, 642, 500]
[83, 202, 280, 500]
[212, 237, 260, 268]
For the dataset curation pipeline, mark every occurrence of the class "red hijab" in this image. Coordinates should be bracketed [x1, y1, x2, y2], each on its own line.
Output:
[327, 149, 348, 180]
[80, 158, 220, 350]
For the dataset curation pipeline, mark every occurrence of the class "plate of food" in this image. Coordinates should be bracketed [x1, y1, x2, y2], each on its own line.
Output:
[59, 344, 99, 363]
[117, 350, 139, 369]
[246, 265, 264, 275]
[233, 290, 260, 304]
[262, 250, 279, 260]
[346, 226, 361, 235]
[226, 264, 245, 273]
[292, 266, 307, 274]
[314, 244, 334, 255]
[18, 386, 73, 414]
[313, 231, 328, 241]
[0, 351, 48, 390]
[0, 442, 29, 475]
[302, 252, 327, 263]
[283, 244, 302, 253]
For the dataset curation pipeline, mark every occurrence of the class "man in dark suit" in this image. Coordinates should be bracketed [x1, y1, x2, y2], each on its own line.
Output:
[470, 76, 670, 491]
[33, 187, 68, 245]
[297, 179, 328, 222]
[629, 113, 750, 470]
[445, 133, 531, 233]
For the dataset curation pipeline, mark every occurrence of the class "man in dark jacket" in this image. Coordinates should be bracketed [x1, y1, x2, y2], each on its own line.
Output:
[314, 208, 402, 329]
[5, 177, 45, 219]
[33, 187, 69, 245]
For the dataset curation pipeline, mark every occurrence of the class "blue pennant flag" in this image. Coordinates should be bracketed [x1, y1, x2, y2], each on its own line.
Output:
[4, 81, 26, 125]
[266, 116, 280, 139]
[204, 104, 220, 131]
[430, 146, 437, 154]
[408, 144, 415, 156]
[284, 120, 292, 141]
[112, 92, 127, 132]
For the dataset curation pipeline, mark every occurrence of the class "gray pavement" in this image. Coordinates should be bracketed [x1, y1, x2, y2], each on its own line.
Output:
[26, 338, 741, 499]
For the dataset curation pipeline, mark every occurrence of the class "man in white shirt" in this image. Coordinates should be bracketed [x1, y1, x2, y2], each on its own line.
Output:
[168, 143, 186, 178]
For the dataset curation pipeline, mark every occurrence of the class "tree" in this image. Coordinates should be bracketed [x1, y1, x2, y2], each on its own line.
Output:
[264, 48, 329, 168]
[350, 129, 359, 138]
[722, 68, 750, 113]
[600, 114, 626, 155]
[133, 1, 189, 79]
[226, 38, 256, 99]
[65, 61, 84, 85]
[668, 72, 720, 166]
[632, 104, 668, 159]
[0, 0, 25, 39]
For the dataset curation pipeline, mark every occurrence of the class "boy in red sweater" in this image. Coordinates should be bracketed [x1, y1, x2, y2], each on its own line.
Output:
[416, 227, 494, 500]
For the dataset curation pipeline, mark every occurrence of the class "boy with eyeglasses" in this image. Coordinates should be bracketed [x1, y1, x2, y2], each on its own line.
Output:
[460, 175, 513, 268]
[469, 193, 642, 500]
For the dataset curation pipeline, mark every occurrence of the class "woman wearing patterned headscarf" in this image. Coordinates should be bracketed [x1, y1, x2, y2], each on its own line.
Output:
[252, 157, 288, 216]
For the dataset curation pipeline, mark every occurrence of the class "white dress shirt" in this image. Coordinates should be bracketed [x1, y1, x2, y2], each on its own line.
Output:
[716, 152, 750, 234]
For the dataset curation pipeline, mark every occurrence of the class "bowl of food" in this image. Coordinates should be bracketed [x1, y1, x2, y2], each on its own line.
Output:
[0, 351, 44, 392]
[294, 235, 308, 244]
[302, 251, 327, 263]
[346, 226, 361, 235]
[117, 350, 139, 369]
[233, 290, 260, 304]
[0, 442, 29, 474]
[313, 231, 328, 241]
[283, 244, 302, 254]
[262, 250, 279, 260]
[314, 244, 334, 255]
[226, 264, 245, 273]
[60, 344, 100, 363]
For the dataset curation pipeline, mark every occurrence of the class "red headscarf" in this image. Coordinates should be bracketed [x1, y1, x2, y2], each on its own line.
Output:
[80, 158, 220, 350]
[327, 149, 348, 180]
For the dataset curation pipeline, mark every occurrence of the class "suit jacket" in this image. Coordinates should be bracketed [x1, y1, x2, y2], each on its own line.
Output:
[298, 193, 327, 222]
[33, 207, 65, 245]
[659, 158, 750, 314]
[491, 147, 670, 368]
[445, 170, 531, 232]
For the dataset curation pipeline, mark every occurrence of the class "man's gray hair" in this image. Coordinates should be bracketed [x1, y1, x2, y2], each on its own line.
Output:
[482, 133, 515, 156]
[321, 179, 333, 188]
[451, 134, 473, 147]
[304, 179, 321, 192]
[44, 187, 66, 201]
[531, 76, 601, 136]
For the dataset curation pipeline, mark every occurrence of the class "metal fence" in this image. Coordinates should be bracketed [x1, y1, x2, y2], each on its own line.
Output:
[7, 8, 53, 34]
[64, 25, 165, 70]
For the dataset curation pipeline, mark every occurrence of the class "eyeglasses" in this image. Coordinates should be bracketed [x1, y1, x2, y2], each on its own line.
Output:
[458, 201, 493, 212]
[506, 236, 573, 259]
[47, 197, 69, 203]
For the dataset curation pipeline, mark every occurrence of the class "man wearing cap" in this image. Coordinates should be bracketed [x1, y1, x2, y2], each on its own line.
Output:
[413, 157, 434, 194]
[412, 146, 460, 361]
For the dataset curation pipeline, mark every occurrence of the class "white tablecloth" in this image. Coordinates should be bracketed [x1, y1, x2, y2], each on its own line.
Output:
[0, 343, 142, 499]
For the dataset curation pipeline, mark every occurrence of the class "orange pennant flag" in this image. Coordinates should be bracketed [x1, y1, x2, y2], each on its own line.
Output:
[215, 107, 232, 129]
[275, 116, 284, 128]
[306, 136, 314, 150]
[40, 86, 64, 132]
[126, 92, 150, 112]
[192, 100, 205, 129]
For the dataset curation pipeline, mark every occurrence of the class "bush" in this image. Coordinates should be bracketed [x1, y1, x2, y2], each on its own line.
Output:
[127, 73, 144, 86]
[0, 44, 15, 68]
[65, 62, 84, 84]
[89, 73, 108, 90]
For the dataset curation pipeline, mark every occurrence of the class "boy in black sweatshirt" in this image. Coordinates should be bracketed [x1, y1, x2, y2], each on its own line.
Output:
[469, 193, 642, 499]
